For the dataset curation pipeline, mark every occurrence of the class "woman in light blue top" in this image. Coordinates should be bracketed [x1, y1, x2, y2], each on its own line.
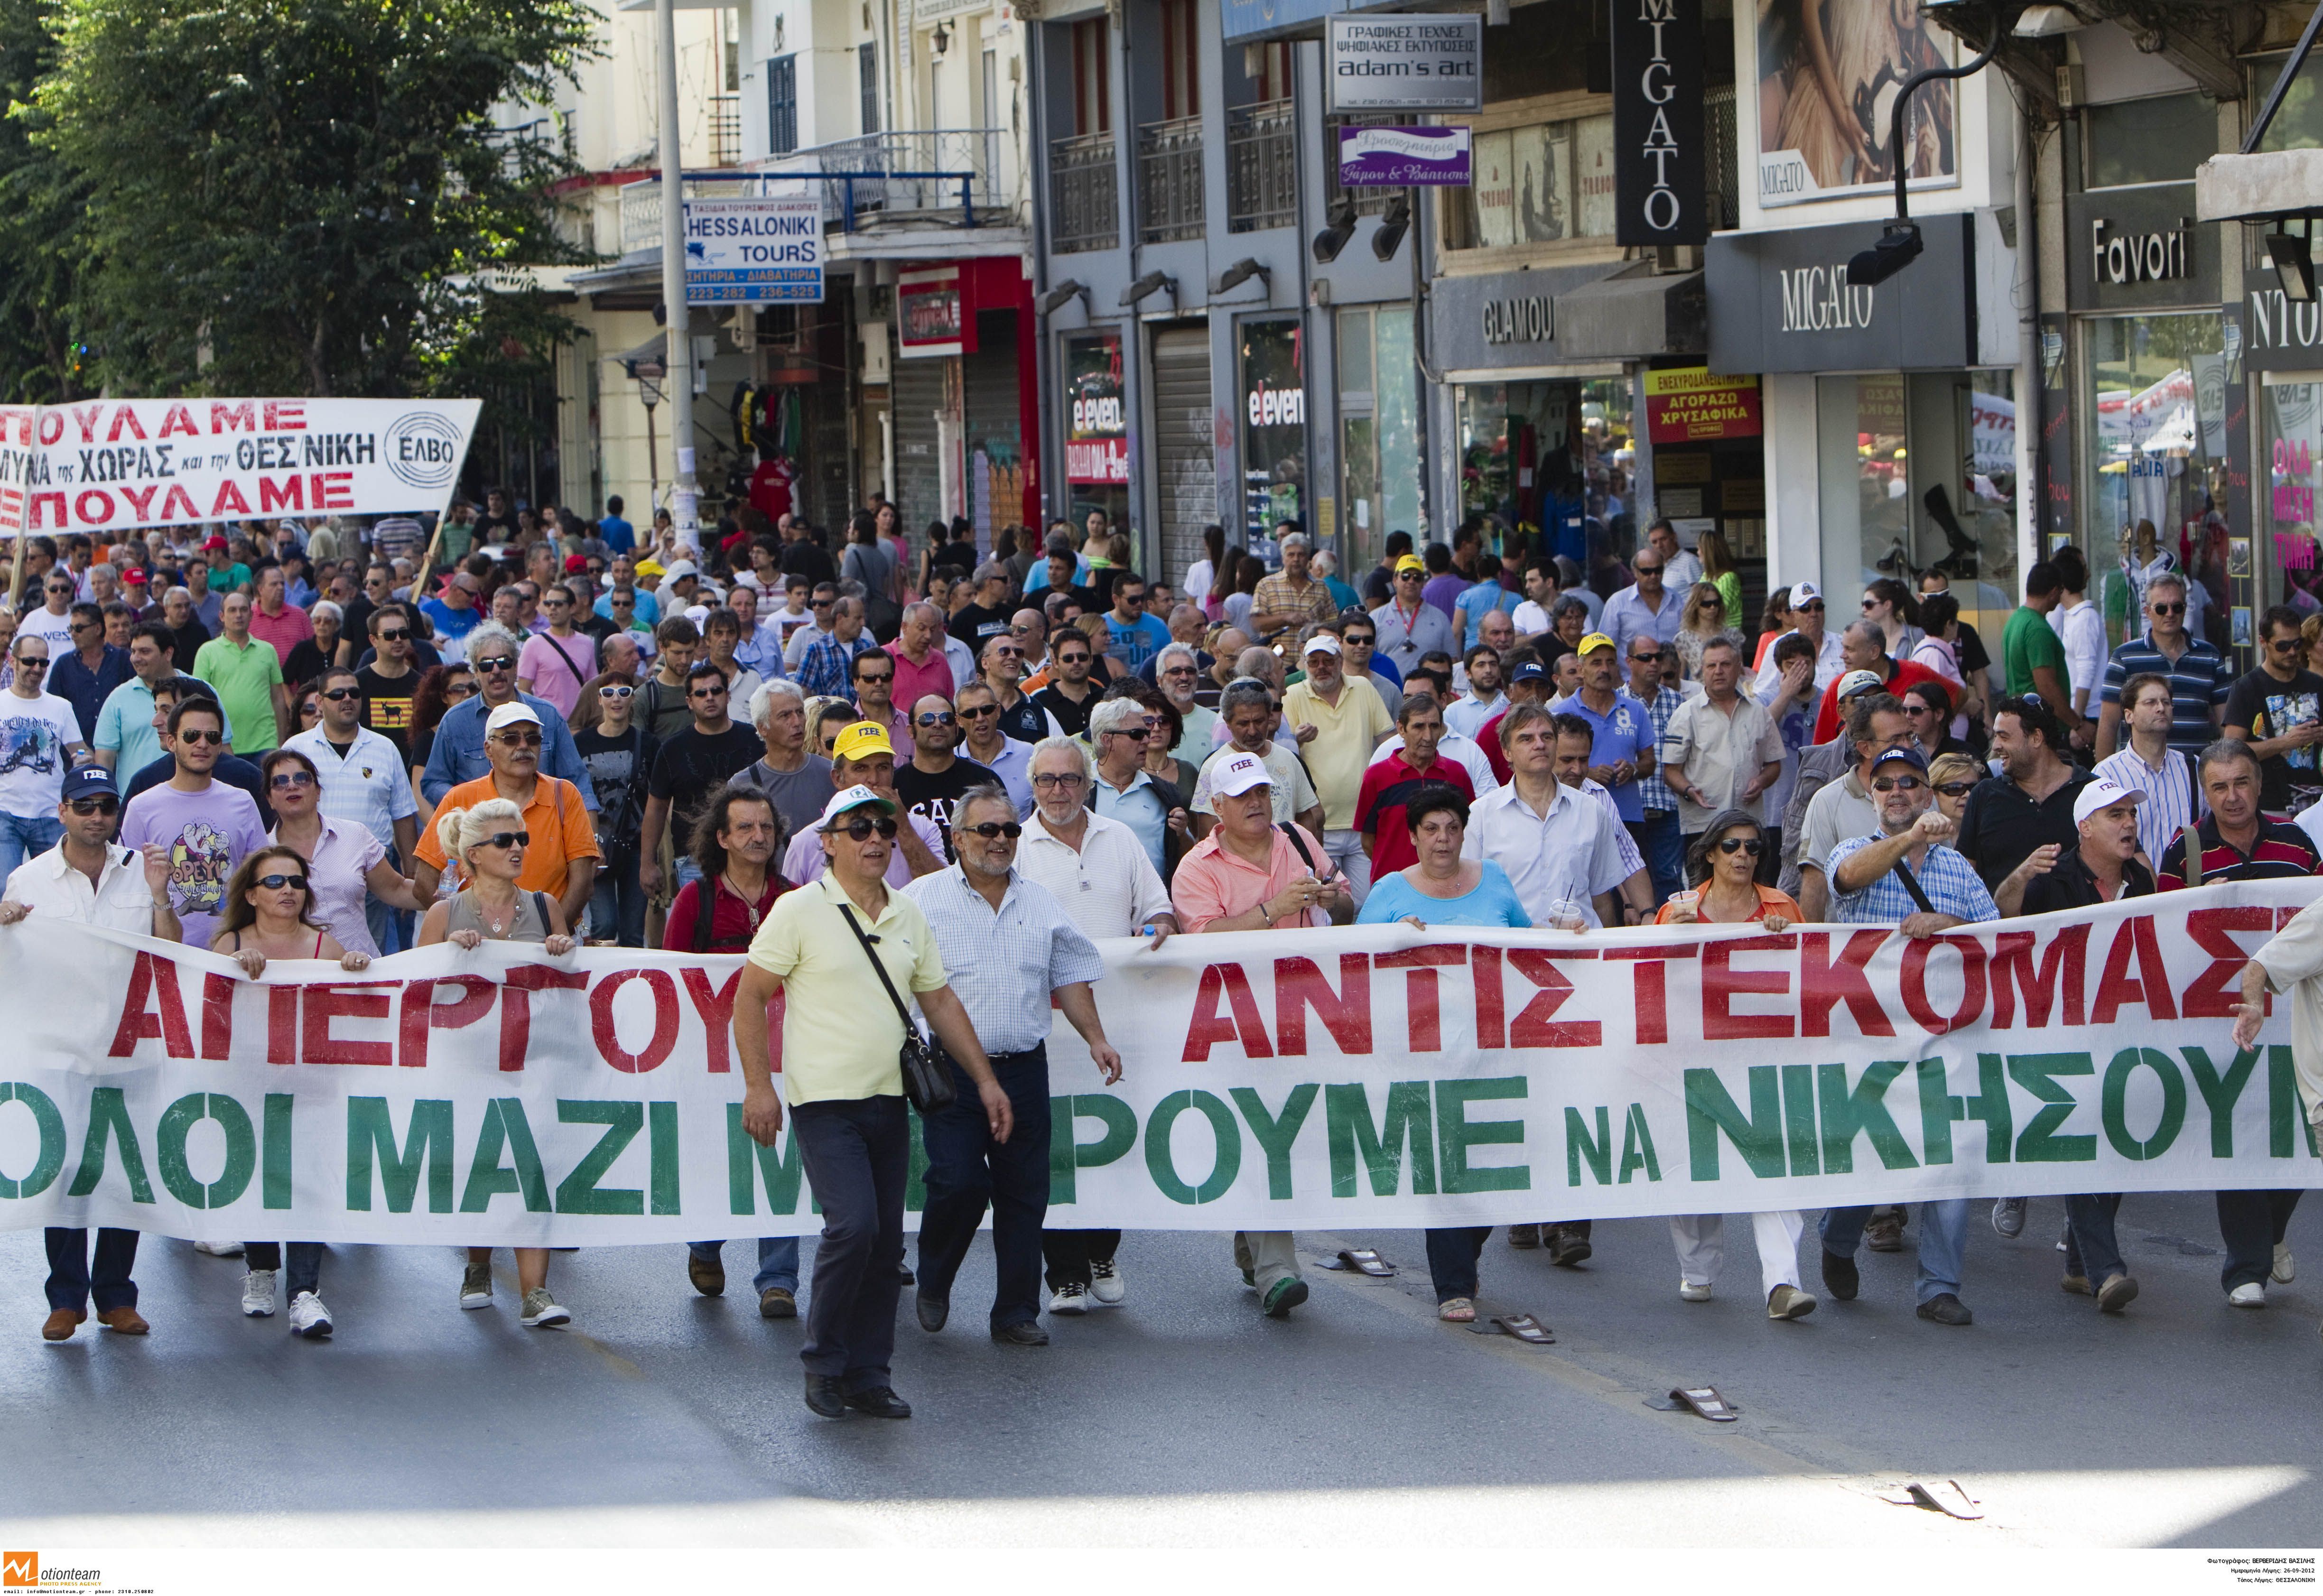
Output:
[1357, 785, 1530, 931]
[1354, 784, 1527, 1323]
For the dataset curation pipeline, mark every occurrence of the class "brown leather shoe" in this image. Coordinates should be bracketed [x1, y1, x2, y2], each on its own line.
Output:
[42, 1308, 83, 1342]
[688, 1252, 725, 1297]
[98, 1307, 149, 1335]
[759, 1287, 797, 1320]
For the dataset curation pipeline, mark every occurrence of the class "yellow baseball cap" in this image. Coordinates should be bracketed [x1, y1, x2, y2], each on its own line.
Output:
[635, 557, 667, 579]
[1394, 554, 1426, 575]
[1577, 632, 1617, 654]
[831, 721, 895, 764]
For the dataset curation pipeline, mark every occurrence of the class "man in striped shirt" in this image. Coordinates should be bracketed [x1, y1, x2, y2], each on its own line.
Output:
[2093, 671, 2200, 865]
[2094, 572, 2230, 763]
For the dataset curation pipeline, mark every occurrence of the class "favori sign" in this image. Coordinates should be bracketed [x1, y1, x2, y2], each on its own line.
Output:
[0, 399, 482, 538]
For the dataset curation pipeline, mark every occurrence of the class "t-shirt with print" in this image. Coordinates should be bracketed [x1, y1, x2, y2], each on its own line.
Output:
[0, 691, 85, 817]
[355, 665, 420, 760]
[2223, 666, 2323, 813]
[574, 724, 656, 851]
[894, 755, 999, 862]
[119, 779, 269, 948]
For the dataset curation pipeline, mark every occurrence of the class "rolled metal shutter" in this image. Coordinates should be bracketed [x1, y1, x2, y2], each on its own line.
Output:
[1151, 324, 1215, 592]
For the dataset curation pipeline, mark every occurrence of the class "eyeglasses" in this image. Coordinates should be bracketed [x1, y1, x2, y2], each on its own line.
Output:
[959, 703, 1000, 719]
[474, 657, 516, 673]
[1934, 780, 1977, 798]
[67, 797, 119, 817]
[1162, 664, 1197, 677]
[492, 730, 543, 748]
[1870, 775, 1925, 793]
[833, 815, 900, 841]
[252, 873, 309, 892]
[483, 831, 530, 850]
[320, 687, 358, 702]
[176, 727, 223, 745]
[1031, 772, 1086, 789]
[915, 710, 956, 726]
[1714, 836, 1765, 857]
[269, 771, 316, 790]
[599, 684, 634, 699]
[960, 821, 1023, 839]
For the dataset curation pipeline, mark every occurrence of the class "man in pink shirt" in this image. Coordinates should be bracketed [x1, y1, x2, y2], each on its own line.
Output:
[886, 603, 955, 723]
[247, 567, 315, 670]
[1168, 750, 1351, 1320]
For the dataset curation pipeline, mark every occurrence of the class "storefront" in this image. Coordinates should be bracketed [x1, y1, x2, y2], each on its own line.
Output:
[1238, 314, 1308, 562]
[893, 258, 1037, 549]
[1708, 212, 2022, 651]
[1059, 325, 1130, 532]
[2243, 280, 2323, 629]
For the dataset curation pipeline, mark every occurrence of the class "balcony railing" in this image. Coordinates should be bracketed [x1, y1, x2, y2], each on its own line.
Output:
[1227, 99, 1296, 233]
[758, 129, 1012, 226]
[1704, 83, 1739, 232]
[1050, 131, 1119, 253]
[1137, 116, 1205, 244]
[710, 95, 743, 168]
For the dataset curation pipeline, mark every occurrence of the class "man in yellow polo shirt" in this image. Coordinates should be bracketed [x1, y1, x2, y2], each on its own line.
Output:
[1281, 629, 1392, 906]
[192, 591, 289, 753]
[734, 783, 1008, 1422]
[412, 701, 597, 932]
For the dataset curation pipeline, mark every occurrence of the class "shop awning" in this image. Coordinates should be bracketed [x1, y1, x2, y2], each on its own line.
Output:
[2196, 148, 2323, 223]
[1551, 266, 1706, 362]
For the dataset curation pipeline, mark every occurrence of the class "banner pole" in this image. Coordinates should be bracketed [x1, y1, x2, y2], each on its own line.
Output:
[5, 406, 39, 614]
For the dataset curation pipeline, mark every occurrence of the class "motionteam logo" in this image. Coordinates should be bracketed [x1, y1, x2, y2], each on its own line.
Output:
[3, 1553, 102, 1587]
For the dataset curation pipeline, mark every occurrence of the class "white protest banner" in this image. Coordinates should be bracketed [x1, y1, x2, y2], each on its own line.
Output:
[1, 885, 2318, 1245]
[0, 398, 482, 539]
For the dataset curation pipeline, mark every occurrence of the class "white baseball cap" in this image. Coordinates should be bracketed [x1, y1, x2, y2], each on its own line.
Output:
[662, 559, 700, 584]
[1791, 580, 1823, 607]
[2072, 777, 2147, 827]
[817, 783, 899, 831]
[1212, 750, 1273, 797]
[1302, 633, 1342, 658]
[484, 701, 541, 734]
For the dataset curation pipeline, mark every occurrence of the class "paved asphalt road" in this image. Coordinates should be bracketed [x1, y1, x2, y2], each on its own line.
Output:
[2, 1189, 2317, 1549]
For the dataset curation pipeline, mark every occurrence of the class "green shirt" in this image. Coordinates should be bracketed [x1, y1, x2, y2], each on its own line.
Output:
[191, 635, 284, 752]
[2001, 604, 2066, 698]
[205, 562, 253, 595]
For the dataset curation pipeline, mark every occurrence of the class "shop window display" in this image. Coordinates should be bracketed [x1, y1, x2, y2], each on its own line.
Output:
[1455, 378, 1633, 577]
[2083, 313, 2230, 650]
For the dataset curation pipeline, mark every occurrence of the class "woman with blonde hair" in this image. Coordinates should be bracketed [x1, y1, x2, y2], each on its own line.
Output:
[417, 797, 577, 1329]
[1672, 583, 1730, 680]
[211, 843, 369, 1339]
[1697, 528, 1742, 630]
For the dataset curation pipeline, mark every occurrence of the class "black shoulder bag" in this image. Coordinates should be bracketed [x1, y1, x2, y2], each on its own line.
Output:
[835, 902, 956, 1114]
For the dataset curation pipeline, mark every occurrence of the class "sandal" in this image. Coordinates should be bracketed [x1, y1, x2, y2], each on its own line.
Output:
[1438, 1297, 1476, 1322]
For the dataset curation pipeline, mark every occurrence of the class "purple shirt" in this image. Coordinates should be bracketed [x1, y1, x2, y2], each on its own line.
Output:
[1422, 573, 1470, 622]
[119, 779, 269, 949]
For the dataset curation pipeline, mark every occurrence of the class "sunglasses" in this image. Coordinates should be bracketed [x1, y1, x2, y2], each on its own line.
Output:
[811, 598, 834, 609]
[834, 815, 900, 841]
[1057, 653, 1091, 666]
[600, 684, 634, 699]
[253, 873, 309, 892]
[2151, 603, 2185, 616]
[446, 681, 476, 697]
[320, 687, 358, 702]
[67, 797, 120, 817]
[1935, 780, 1977, 798]
[1870, 775, 1925, 793]
[483, 831, 530, 850]
[855, 671, 893, 685]
[11, 655, 46, 669]
[960, 821, 1023, 839]
[688, 685, 727, 700]
[1629, 650, 1662, 663]
[474, 658, 516, 673]
[1344, 636, 1374, 648]
[269, 771, 316, 789]
[915, 711, 957, 727]
[1714, 836, 1764, 856]
[377, 629, 410, 642]
[960, 703, 1000, 719]
[176, 727, 224, 745]
[2270, 637, 2303, 653]
[68, 620, 99, 633]
[1635, 564, 1662, 575]
[492, 731, 544, 748]
[1795, 602, 1826, 613]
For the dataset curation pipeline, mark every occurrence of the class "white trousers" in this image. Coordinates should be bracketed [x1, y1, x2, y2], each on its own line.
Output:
[1669, 1211, 1805, 1299]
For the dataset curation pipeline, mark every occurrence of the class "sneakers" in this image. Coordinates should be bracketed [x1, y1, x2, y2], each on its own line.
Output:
[2274, 1243, 2296, 1285]
[2060, 1274, 2093, 1296]
[288, 1291, 334, 1339]
[520, 1288, 569, 1328]
[2230, 1281, 2267, 1308]
[1916, 1292, 1973, 1326]
[193, 1241, 244, 1258]
[1990, 1197, 2027, 1239]
[1089, 1257, 1125, 1305]
[241, 1269, 278, 1317]
[1678, 1280, 1712, 1302]
[459, 1262, 494, 1309]
[1767, 1284, 1817, 1321]
[1261, 1276, 1309, 1318]
[2096, 1274, 2139, 1314]
[1049, 1283, 1091, 1316]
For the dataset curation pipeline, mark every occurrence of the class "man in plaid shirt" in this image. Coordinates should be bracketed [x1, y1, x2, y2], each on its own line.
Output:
[1624, 631, 1687, 902]
[1819, 742, 1997, 1330]
[797, 595, 874, 701]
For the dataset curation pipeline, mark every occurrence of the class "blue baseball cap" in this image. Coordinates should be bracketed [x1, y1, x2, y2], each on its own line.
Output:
[1510, 659, 1547, 684]
[1868, 744, 1929, 776]
[61, 765, 120, 803]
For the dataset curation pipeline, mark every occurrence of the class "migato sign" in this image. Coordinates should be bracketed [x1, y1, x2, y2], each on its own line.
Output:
[1777, 262, 1875, 334]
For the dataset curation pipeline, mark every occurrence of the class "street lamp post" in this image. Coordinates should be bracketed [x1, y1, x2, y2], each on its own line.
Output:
[654, 0, 700, 552]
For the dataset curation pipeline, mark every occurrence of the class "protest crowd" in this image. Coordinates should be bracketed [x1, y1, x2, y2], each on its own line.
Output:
[7, 500, 2323, 1422]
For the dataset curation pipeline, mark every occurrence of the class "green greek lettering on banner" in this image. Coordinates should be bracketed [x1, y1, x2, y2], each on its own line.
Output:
[0, 1083, 66, 1200]
[2181, 1045, 2260, 1157]
[554, 1100, 645, 1216]
[725, 1105, 812, 1216]
[345, 1097, 454, 1213]
[1048, 1095, 1137, 1205]
[649, 1101, 679, 1216]
[261, 1093, 293, 1210]
[156, 1092, 255, 1210]
[1567, 1106, 1612, 1186]
[1780, 1063, 1819, 1176]
[1324, 1081, 1436, 1197]
[1229, 1084, 1319, 1199]
[1618, 1103, 1660, 1184]
[1437, 1076, 1528, 1194]
[2008, 1053, 2097, 1163]
[2269, 1047, 2323, 1159]
[2101, 1048, 2186, 1162]
[67, 1085, 155, 1203]
[1144, 1089, 1242, 1205]
[1817, 1062, 1918, 1173]
[463, 1098, 551, 1213]
[1684, 1066, 1784, 1180]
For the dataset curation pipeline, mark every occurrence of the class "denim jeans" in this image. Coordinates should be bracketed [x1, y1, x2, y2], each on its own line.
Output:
[589, 839, 647, 946]
[792, 1095, 909, 1391]
[244, 1241, 324, 1298]
[687, 1237, 801, 1295]
[916, 1049, 1052, 1328]
[672, 854, 704, 895]
[1628, 808, 1684, 904]
[1822, 1200, 1970, 1304]
[1424, 1226, 1493, 1303]
[1321, 828, 1373, 909]
[0, 811, 62, 883]
[45, 1227, 138, 1314]
[2217, 1189, 2303, 1290]
[2064, 1193, 2126, 1284]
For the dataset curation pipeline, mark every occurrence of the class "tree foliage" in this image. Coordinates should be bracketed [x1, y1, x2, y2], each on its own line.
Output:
[22, 0, 597, 402]
[0, 0, 91, 402]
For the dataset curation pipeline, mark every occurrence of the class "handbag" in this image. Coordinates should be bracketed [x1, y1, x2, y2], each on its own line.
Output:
[835, 902, 957, 1114]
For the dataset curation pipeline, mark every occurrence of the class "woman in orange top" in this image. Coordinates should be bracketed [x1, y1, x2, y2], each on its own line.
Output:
[1655, 807, 1802, 932]
[1652, 805, 1815, 1320]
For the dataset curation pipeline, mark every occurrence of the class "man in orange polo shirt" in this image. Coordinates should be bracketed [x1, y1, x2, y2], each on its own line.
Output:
[413, 701, 598, 932]
[1170, 749, 1352, 1319]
